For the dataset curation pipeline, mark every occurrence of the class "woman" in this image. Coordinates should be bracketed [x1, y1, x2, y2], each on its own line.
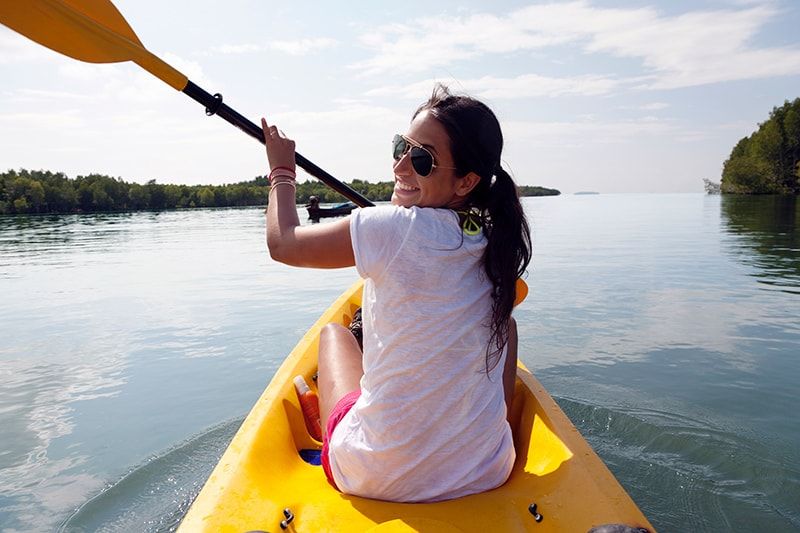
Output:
[262, 85, 531, 502]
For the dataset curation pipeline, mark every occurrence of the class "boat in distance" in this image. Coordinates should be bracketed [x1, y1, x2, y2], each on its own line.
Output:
[306, 196, 357, 221]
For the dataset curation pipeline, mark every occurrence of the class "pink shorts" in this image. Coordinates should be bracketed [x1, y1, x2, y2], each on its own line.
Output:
[321, 390, 361, 490]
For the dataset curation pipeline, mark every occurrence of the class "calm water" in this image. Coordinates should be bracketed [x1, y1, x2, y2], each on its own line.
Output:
[1, 195, 798, 532]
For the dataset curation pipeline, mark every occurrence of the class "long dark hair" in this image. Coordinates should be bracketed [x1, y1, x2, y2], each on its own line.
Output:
[414, 84, 532, 372]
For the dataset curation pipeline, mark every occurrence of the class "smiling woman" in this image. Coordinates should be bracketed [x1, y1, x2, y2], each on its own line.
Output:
[260, 84, 533, 503]
[388, 117, 476, 208]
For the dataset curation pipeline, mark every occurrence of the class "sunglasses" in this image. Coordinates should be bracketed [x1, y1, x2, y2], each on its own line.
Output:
[392, 134, 457, 177]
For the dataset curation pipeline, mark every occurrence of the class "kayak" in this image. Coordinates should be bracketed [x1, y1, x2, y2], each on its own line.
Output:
[179, 279, 654, 532]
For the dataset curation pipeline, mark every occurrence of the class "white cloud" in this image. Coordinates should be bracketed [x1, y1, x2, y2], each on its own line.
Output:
[352, 1, 800, 90]
[351, 13, 565, 76]
[639, 102, 669, 111]
[0, 27, 57, 64]
[617, 102, 670, 112]
[575, 3, 800, 89]
[210, 38, 337, 56]
[213, 43, 262, 54]
[6, 89, 90, 104]
[265, 103, 408, 180]
[162, 52, 209, 84]
[505, 115, 681, 147]
[270, 38, 338, 56]
[0, 109, 84, 128]
[49, 52, 209, 104]
[366, 73, 622, 100]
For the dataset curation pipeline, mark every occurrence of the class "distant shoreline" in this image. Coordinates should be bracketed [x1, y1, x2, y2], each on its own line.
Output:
[1, 168, 560, 215]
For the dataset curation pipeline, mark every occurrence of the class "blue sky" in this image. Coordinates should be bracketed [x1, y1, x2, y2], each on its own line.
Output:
[1, 0, 799, 193]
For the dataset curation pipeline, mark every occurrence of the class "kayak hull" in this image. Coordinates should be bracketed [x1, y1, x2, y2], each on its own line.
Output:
[179, 280, 654, 532]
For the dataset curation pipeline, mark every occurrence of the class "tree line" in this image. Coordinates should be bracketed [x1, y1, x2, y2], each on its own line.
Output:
[0, 169, 559, 215]
[721, 98, 800, 194]
[0, 169, 267, 215]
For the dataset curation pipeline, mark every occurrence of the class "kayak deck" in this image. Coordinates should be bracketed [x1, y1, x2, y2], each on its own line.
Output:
[179, 280, 654, 532]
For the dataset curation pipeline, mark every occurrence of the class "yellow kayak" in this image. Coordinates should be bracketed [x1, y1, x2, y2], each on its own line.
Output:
[179, 280, 654, 532]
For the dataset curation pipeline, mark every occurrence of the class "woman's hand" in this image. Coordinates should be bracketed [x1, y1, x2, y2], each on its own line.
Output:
[261, 118, 355, 269]
[261, 118, 296, 173]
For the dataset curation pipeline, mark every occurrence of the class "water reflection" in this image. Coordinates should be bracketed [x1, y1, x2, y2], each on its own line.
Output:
[720, 195, 800, 293]
[0, 206, 358, 532]
[3, 198, 799, 532]
[59, 418, 241, 532]
[0, 354, 125, 531]
[0, 212, 138, 275]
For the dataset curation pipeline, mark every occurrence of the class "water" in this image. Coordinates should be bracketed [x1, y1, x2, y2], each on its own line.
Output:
[0, 195, 798, 532]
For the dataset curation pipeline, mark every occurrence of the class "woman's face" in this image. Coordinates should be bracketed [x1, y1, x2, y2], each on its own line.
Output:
[391, 110, 473, 209]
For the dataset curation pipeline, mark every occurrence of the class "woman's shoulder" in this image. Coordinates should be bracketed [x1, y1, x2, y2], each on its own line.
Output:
[369, 205, 457, 224]
[354, 204, 412, 220]
[353, 204, 434, 228]
[352, 205, 466, 241]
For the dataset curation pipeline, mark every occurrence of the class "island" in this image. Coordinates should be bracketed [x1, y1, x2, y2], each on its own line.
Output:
[518, 185, 560, 197]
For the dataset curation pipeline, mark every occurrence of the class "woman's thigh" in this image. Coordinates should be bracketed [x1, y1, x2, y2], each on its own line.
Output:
[317, 323, 363, 432]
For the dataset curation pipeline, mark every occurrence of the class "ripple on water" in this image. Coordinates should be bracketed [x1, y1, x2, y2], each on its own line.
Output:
[59, 417, 241, 533]
[557, 398, 800, 532]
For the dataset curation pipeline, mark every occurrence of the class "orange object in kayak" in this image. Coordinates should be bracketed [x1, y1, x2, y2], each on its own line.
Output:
[293, 375, 322, 442]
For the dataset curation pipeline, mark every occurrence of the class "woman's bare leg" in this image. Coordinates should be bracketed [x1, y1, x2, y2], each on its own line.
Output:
[318, 323, 364, 435]
[503, 318, 518, 423]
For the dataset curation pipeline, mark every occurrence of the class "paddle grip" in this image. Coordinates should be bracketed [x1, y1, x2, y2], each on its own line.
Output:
[182, 81, 374, 208]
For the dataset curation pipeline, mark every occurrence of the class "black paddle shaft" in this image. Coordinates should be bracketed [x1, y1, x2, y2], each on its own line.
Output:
[182, 81, 374, 208]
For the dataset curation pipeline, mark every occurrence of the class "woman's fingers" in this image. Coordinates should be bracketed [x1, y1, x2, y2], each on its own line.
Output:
[261, 118, 287, 140]
[261, 117, 297, 172]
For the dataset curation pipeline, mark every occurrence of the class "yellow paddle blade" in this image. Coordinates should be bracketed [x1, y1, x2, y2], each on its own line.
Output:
[0, 0, 187, 90]
[514, 278, 529, 307]
[0, 0, 142, 61]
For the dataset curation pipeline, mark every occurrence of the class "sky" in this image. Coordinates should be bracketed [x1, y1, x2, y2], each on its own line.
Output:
[1, 0, 799, 193]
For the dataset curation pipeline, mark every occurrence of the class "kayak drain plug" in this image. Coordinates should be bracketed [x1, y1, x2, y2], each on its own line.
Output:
[280, 508, 295, 530]
[528, 503, 543, 522]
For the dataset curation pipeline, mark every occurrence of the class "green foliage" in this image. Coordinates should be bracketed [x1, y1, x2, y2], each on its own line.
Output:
[293, 180, 559, 204]
[0, 169, 271, 215]
[293, 179, 395, 204]
[0, 168, 560, 215]
[721, 98, 800, 194]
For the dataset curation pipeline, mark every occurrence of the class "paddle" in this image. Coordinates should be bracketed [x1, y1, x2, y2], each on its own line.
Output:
[0, 0, 374, 207]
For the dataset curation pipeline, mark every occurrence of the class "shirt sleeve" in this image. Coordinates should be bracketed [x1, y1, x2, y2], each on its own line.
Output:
[350, 205, 415, 280]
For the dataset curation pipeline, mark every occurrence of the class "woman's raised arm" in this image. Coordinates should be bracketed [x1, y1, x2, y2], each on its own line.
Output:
[262, 118, 355, 269]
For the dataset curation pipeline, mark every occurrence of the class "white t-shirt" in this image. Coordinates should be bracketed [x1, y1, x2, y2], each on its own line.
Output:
[327, 205, 515, 502]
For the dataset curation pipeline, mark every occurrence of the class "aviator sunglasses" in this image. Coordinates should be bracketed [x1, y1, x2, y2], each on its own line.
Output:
[392, 134, 458, 177]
